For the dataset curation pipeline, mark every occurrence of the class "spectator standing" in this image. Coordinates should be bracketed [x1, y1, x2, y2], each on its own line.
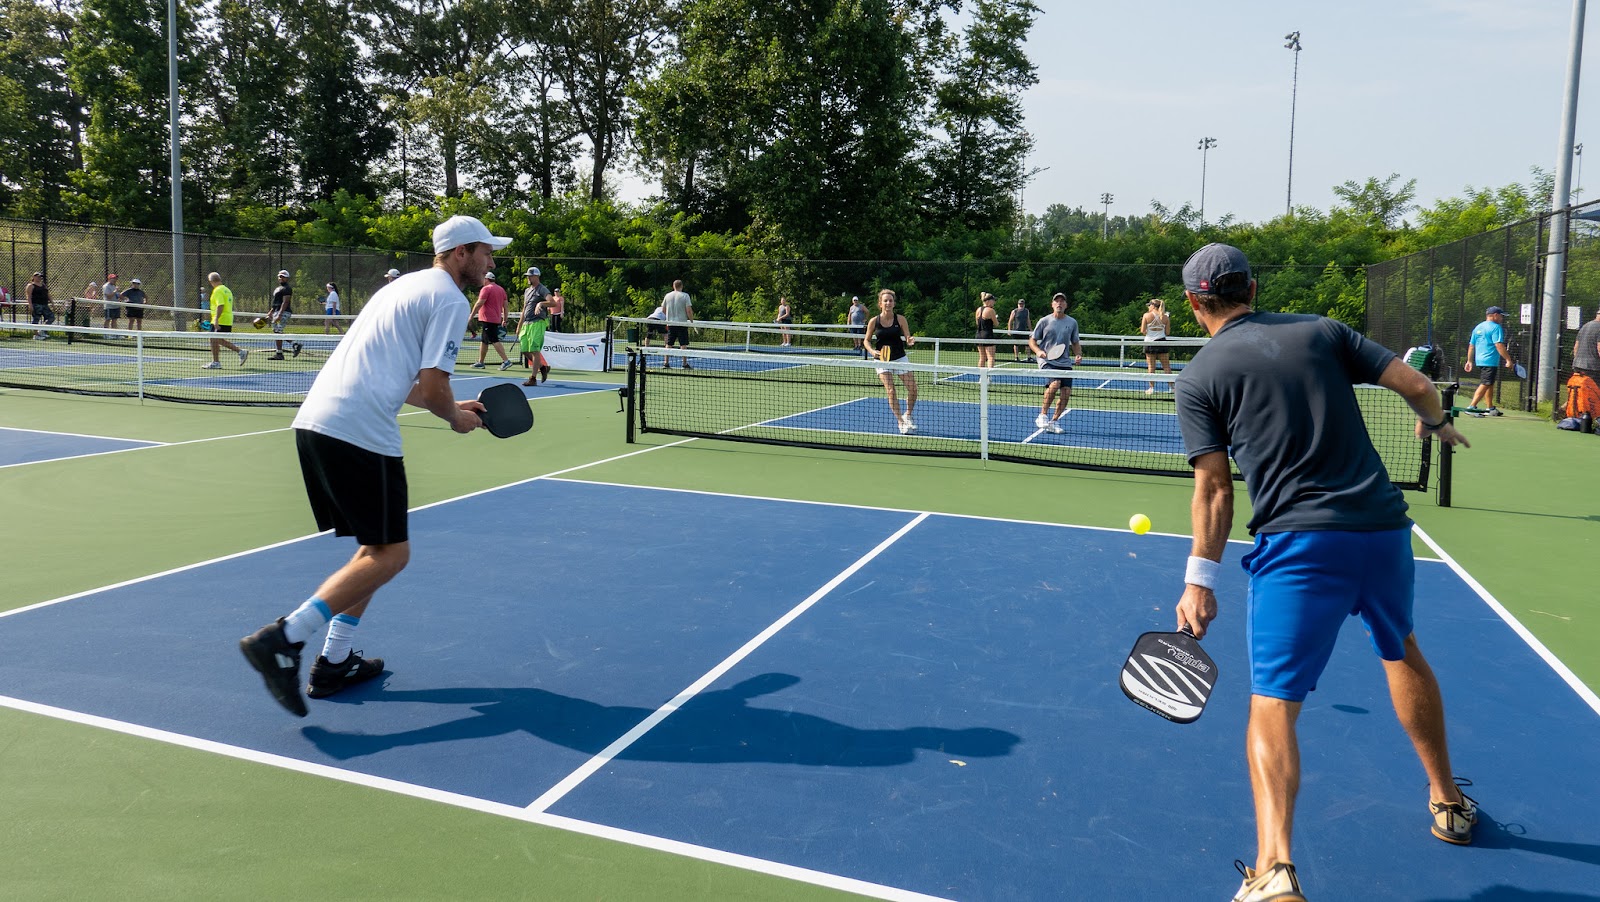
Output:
[469, 271, 514, 370]
[101, 273, 123, 329]
[122, 278, 147, 330]
[26, 272, 53, 339]
[662, 279, 696, 369]
[1464, 306, 1513, 415]
[847, 296, 868, 357]
[268, 270, 303, 359]
[776, 297, 794, 346]
[546, 286, 564, 333]
[1008, 298, 1033, 361]
[323, 282, 346, 334]
[201, 272, 248, 369]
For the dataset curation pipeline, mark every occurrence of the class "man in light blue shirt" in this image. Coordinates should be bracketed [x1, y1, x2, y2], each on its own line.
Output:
[1464, 306, 1514, 415]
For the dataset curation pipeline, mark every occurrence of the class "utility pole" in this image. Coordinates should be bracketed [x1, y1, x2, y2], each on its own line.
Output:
[1100, 193, 1114, 240]
[1284, 31, 1302, 216]
[1197, 137, 1217, 225]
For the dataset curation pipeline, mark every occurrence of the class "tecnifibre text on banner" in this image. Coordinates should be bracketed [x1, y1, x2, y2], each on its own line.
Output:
[539, 332, 606, 371]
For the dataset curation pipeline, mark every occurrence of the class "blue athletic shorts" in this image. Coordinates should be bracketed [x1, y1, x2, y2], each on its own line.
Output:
[1241, 528, 1415, 702]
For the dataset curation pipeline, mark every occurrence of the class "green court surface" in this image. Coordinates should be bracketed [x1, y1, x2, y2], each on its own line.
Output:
[2, 375, 1595, 901]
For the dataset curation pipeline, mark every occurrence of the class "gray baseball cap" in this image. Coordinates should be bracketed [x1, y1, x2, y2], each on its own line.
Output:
[1182, 243, 1253, 296]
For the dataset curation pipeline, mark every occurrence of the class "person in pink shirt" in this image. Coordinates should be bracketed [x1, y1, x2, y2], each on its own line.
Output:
[469, 271, 514, 369]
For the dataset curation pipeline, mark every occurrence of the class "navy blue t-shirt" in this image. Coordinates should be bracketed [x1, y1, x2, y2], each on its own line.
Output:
[1175, 312, 1410, 535]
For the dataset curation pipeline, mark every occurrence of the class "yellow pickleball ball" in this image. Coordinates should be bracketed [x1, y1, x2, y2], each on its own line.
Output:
[1129, 513, 1152, 535]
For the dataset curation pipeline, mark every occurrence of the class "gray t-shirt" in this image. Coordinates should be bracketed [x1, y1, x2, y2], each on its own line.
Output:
[1175, 312, 1410, 536]
[848, 304, 867, 326]
[1031, 314, 1080, 368]
[1575, 318, 1600, 374]
[663, 290, 693, 323]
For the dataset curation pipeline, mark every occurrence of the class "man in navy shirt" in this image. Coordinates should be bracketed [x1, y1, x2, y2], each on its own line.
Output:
[1171, 244, 1474, 902]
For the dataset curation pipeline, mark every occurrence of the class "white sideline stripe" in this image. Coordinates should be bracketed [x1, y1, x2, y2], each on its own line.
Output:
[0, 438, 695, 621]
[0, 424, 166, 442]
[1410, 523, 1600, 716]
[0, 695, 951, 902]
[526, 512, 931, 815]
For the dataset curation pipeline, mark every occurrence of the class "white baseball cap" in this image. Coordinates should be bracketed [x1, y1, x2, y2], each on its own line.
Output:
[130, 278, 141, 284]
[485, 271, 496, 281]
[386, 268, 400, 278]
[277, 270, 290, 278]
[432, 215, 512, 253]
[526, 267, 541, 277]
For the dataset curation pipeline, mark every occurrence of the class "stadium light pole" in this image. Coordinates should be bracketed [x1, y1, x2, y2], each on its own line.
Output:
[1284, 31, 1302, 217]
[1197, 137, 1217, 225]
[1577, 143, 1585, 201]
[1100, 192, 1114, 239]
[167, 0, 184, 318]
[1538, 0, 1586, 405]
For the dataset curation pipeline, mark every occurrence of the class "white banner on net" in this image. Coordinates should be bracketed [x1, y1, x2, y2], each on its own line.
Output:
[539, 331, 606, 371]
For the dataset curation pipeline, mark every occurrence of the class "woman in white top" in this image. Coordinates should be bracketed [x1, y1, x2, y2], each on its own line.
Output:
[1140, 298, 1172, 394]
[323, 282, 346, 334]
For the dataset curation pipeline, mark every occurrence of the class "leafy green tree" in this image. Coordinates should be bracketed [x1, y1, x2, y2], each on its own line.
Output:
[292, 0, 392, 201]
[921, 0, 1038, 231]
[1332, 173, 1417, 230]
[0, 0, 80, 217]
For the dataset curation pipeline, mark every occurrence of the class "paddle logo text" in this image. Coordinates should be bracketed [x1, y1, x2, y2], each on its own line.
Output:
[1158, 637, 1211, 673]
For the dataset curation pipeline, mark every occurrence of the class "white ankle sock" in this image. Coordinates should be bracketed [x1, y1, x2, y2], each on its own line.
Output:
[320, 613, 361, 664]
[282, 598, 331, 645]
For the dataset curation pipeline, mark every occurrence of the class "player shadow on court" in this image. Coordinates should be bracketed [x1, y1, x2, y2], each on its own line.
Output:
[1439, 807, 1600, 872]
[301, 672, 1021, 766]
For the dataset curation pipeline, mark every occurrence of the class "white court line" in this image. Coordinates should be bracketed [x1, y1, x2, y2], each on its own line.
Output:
[1411, 523, 1600, 716]
[525, 512, 931, 814]
[0, 424, 165, 442]
[0, 694, 950, 902]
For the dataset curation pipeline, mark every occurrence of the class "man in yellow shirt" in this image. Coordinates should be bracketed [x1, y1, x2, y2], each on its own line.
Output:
[202, 271, 248, 369]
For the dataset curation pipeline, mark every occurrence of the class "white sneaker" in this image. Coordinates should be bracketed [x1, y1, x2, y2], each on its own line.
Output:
[499, 360, 514, 371]
[237, 348, 249, 366]
[901, 414, 916, 433]
[1035, 413, 1050, 429]
[1046, 418, 1064, 434]
[896, 415, 911, 435]
[201, 361, 221, 369]
[1230, 860, 1304, 902]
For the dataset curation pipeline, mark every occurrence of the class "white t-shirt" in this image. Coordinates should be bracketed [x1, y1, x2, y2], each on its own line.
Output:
[293, 268, 469, 457]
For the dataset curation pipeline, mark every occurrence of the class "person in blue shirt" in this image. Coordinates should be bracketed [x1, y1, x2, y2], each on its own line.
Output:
[1464, 306, 1514, 415]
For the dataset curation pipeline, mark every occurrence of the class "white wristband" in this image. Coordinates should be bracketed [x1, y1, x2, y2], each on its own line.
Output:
[1185, 555, 1221, 590]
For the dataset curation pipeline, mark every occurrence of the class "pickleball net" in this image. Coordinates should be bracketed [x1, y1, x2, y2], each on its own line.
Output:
[0, 321, 343, 405]
[625, 345, 1437, 490]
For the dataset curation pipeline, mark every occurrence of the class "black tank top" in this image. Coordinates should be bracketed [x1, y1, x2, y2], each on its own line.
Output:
[873, 315, 907, 361]
[975, 310, 996, 340]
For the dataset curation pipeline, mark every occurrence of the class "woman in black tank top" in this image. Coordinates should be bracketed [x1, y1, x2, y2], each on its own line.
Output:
[974, 292, 998, 368]
[863, 288, 918, 434]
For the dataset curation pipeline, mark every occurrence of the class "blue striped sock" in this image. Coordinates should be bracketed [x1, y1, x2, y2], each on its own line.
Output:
[320, 614, 361, 664]
[281, 598, 332, 645]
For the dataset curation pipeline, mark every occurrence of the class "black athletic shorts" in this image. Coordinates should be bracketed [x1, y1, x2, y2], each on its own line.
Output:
[665, 324, 690, 346]
[481, 321, 502, 344]
[216, 324, 233, 333]
[1478, 365, 1500, 386]
[295, 429, 409, 546]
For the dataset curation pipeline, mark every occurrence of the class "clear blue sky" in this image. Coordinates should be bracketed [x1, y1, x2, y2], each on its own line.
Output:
[1020, 0, 1595, 225]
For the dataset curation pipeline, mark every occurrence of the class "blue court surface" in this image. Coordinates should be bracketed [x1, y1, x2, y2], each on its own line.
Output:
[135, 372, 613, 400]
[766, 397, 1186, 454]
[0, 346, 184, 369]
[0, 480, 1593, 900]
[0, 426, 161, 467]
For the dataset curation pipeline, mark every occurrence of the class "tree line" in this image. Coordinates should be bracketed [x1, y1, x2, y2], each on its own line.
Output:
[0, 0, 1558, 338]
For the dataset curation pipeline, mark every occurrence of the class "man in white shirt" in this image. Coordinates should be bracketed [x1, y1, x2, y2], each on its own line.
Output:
[239, 215, 508, 717]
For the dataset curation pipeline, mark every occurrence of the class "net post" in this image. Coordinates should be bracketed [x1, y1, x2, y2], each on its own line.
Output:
[603, 315, 614, 373]
[136, 333, 145, 403]
[979, 370, 990, 460]
[1437, 382, 1457, 507]
[625, 348, 639, 442]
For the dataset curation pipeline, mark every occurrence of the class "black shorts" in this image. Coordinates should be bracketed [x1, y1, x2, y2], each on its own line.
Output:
[125, 308, 143, 321]
[296, 429, 409, 546]
[216, 324, 233, 333]
[665, 324, 691, 346]
[1478, 365, 1500, 386]
[646, 322, 665, 338]
[1144, 342, 1168, 356]
[481, 321, 502, 344]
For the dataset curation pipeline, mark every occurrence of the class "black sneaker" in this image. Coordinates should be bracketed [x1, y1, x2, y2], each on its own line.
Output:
[291, 342, 303, 358]
[269, 352, 285, 360]
[239, 619, 308, 717]
[306, 651, 386, 699]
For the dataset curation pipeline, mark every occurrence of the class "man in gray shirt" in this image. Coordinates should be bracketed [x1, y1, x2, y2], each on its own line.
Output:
[1026, 292, 1081, 433]
[1171, 243, 1474, 902]
[1574, 308, 1600, 377]
[662, 279, 695, 369]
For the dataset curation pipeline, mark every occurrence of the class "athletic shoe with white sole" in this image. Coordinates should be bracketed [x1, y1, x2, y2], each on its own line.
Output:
[201, 361, 221, 369]
[896, 416, 911, 435]
[901, 414, 916, 433]
[1046, 418, 1064, 434]
[306, 651, 386, 699]
[1230, 860, 1305, 902]
[499, 360, 514, 371]
[237, 348, 249, 366]
[239, 619, 308, 717]
[1035, 413, 1050, 429]
[1430, 780, 1478, 845]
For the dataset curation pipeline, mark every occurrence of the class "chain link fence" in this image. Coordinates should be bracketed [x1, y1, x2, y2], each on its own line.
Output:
[1367, 199, 1600, 416]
